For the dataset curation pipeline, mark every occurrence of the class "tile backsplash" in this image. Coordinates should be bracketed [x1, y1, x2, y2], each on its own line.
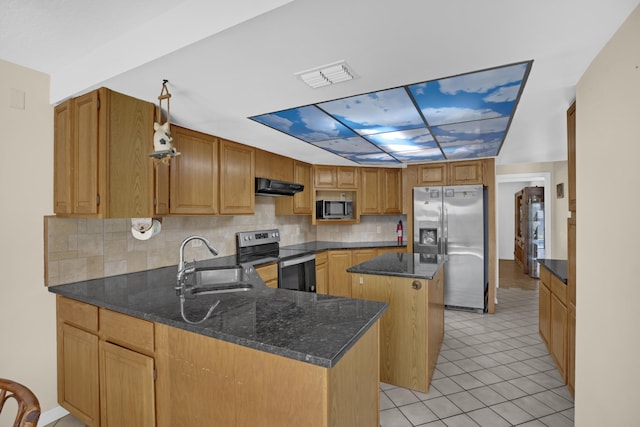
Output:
[46, 197, 404, 285]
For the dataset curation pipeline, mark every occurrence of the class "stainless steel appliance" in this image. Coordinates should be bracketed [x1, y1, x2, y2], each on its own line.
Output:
[316, 200, 353, 219]
[236, 229, 316, 292]
[255, 177, 304, 196]
[414, 185, 488, 311]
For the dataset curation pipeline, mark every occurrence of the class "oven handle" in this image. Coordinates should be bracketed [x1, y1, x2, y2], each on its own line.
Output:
[279, 254, 316, 268]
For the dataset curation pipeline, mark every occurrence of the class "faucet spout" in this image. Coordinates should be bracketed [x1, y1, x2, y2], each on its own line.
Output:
[177, 236, 219, 292]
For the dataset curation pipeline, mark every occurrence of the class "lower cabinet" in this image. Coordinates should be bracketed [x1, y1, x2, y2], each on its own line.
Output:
[550, 293, 567, 380]
[538, 279, 551, 346]
[255, 263, 278, 288]
[350, 267, 444, 393]
[567, 302, 576, 395]
[57, 296, 156, 427]
[328, 250, 354, 297]
[539, 264, 570, 384]
[315, 251, 328, 294]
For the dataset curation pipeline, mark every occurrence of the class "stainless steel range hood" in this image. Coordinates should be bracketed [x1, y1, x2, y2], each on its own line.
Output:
[255, 178, 304, 196]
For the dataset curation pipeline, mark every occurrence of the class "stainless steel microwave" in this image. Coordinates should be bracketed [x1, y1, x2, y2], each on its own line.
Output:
[316, 200, 353, 219]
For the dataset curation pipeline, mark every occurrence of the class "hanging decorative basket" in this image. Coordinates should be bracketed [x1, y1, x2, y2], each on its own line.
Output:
[150, 79, 180, 165]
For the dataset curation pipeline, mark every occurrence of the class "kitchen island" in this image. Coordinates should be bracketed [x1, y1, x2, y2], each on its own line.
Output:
[347, 252, 445, 392]
[49, 265, 386, 427]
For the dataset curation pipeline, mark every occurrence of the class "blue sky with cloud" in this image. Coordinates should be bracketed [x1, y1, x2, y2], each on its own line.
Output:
[250, 61, 530, 165]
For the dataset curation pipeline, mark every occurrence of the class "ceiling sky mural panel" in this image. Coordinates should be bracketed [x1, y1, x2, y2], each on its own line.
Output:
[250, 61, 532, 165]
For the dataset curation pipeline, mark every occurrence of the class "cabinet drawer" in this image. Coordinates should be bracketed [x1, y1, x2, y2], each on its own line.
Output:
[551, 276, 567, 305]
[100, 308, 154, 355]
[57, 296, 98, 333]
[315, 251, 328, 266]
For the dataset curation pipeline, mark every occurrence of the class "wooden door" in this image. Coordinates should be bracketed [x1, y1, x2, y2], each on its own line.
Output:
[381, 168, 402, 214]
[54, 100, 73, 214]
[538, 281, 551, 346]
[328, 250, 353, 297]
[169, 126, 218, 214]
[219, 139, 255, 215]
[417, 164, 446, 186]
[100, 341, 156, 427]
[360, 168, 380, 214]
[292, 161, 312, 214]
[73, 90, 100, 215]
[448, 161, 483, 185]
[59, 324, 100, 427]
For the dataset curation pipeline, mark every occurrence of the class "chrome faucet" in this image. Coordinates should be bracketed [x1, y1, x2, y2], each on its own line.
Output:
[176, 236, 220, 325]
[176, 235, 219, 293]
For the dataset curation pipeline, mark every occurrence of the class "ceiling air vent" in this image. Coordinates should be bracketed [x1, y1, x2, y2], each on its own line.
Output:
[295, 60, 354, 88]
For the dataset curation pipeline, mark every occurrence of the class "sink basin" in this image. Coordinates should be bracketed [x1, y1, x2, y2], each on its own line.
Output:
[186, 267, 253, 296]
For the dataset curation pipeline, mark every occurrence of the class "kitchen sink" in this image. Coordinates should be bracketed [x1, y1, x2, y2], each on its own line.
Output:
[186, 267, 253, 296]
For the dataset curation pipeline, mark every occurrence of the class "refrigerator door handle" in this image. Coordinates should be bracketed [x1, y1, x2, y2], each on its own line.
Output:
[437, 206, 443, 255]
[443, 207, 448, 256]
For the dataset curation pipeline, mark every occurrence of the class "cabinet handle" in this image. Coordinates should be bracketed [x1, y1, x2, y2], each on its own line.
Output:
[412, 280, 422, 290]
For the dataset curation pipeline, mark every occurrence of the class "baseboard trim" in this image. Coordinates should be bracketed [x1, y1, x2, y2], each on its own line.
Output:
[38, 406, 69, 427]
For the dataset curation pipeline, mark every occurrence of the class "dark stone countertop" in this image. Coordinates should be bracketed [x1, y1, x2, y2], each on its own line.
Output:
[347, 252, 444, 280]
[538, 259, 568, 284]
[48, 240, 404, 369]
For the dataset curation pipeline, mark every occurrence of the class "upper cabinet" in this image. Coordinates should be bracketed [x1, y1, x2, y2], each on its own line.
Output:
[219, 139, 255, 215]
[360, 168, 402, 215]
[416, 161, 483, 186]
[314, 166, 358, 189]
[255, 149, 293, 182]
[275, 161, 313, 215]
[169, 126, 218, 215]
[53, 88, 156, 218]
[567, 102, 576, 213]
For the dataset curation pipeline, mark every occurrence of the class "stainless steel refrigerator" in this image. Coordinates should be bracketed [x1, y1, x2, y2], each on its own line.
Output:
[413, 184, 488, 312]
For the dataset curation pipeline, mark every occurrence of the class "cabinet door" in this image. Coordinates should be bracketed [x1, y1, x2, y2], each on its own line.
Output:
[255, 263, 278, 288]
[107, 90, 155, 218]
[73, 90, 101, 215]
[293, 161, 313, 214]
[337, 167, 358, 189]
[568, 216, 576, 306]
[539, 282, 551, 346]
[219, 139, 255, 215]
[417, 164, 447, 186]
[360, 168, 381, 214]
[352, 249, 377, 266]
[314, 166, 337, 188]
[54, 100, 73, 214]
[550, 293, 567, 380]
[59, 324, 100, 427]
[567, 302, 576, 396]
[154, 163, 170, 215]
[448, 161, 483, 185]
[170, 126, 218, 214]
[328, 250, 353, 297]
[100, 341, 156, 427]
[381, 168, 402, 214]
[316, 261, 328, 295]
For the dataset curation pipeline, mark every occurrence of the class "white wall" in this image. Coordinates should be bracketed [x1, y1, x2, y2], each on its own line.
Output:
[575, 4, 640, 425]
[497, 180, 539, 259]
[0, 60, 58, 424]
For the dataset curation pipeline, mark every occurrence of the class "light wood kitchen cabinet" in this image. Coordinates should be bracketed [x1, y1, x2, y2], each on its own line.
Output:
[359, 168, 402, 215]
[57, 296, 156, 427]
[567, 301, 576, 395]
[53, 88, 156, 218]
[328, 250, 353, 297]
[275, 160, 313, 215]
[314, 165, 358, 189]
[219, 139, 255, 215]
[154, 321, 379, 427]
[254, 149, 293, 182]
[255, 263, 278, 288]
[315, 251, 328, 294]
[352, 248, 378, 265]
[415, 160, 483, 186]
[550, 293, 567, 380]
[169, 126, 218, 215]
[350, 267, 444, 392]
[538, 276, 551, 347]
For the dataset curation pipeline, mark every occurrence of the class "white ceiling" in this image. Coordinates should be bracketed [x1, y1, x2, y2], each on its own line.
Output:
[2, 0, 638, 166]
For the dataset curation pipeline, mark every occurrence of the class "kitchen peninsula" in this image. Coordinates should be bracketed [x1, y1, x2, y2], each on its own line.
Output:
[50, 262, 387, 427]
[347, 253, 445, 392]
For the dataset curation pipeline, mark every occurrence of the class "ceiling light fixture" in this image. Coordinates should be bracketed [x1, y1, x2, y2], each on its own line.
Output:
[295, 60, 354, 88]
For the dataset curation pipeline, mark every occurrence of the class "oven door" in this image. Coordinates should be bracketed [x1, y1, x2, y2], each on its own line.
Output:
[278, 254, 316, 292]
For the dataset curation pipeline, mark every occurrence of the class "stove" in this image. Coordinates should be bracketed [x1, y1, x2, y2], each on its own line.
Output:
[236, 229, 316, 292]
